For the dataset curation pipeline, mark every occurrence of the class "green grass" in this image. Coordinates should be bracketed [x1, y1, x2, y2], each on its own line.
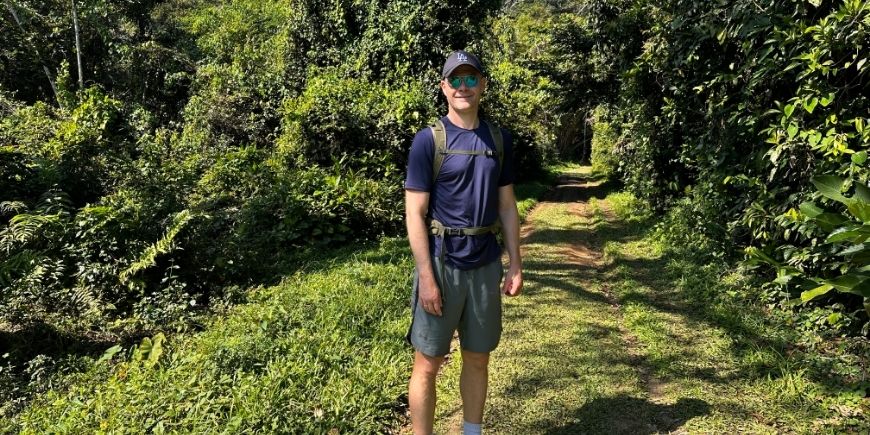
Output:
[11, 172, 865, 433]
[437, 182, 647, 433]
[514, 181, 550, 221]
[435, 177, 869, 434]
[3, 179, 551, 434]
[8, 238, 413, 433]
[596, 192, 868, 433]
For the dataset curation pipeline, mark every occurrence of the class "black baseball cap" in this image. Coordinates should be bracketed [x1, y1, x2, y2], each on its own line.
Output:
[441, 50, 485, 78]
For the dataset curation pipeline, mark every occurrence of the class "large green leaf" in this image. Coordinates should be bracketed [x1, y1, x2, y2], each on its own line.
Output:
[844, 280, 870, 298]
[744, 246, 780, 267]
[852, 250, 870, 265]
[812, 175, 849, 203]
[813, 212, 850, 232]
[801, 284, 833, 302]
[839, 243, 867, 256]
[846, 200, 870, 223]
[824, 273, 870, 296]
[855, 183, 870, 202]
[826, 225, 870, 243]
[799, 201, 824, 218]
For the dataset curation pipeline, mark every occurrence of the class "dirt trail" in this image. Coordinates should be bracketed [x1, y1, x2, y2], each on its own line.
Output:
[433, 168, 681, 434]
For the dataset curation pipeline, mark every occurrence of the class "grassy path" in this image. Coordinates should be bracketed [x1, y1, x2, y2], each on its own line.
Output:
[435, 166, 867, 434]
[7, 167, 865, 433]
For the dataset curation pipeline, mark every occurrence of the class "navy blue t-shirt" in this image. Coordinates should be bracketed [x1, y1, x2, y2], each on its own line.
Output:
[404, 117, 515, 270]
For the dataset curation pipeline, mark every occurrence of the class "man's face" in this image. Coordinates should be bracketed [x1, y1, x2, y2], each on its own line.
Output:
[440, 65, 487, 114]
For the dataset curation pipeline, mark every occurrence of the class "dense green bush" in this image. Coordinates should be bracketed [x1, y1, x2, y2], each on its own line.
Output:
[2, 0, 527, 418]
[278, 68, 435, 168]
[563, 0, 870, 331]
[482, 2, 566, 175]
[0, 0, 513, 326]
[589, 105, 619, 178]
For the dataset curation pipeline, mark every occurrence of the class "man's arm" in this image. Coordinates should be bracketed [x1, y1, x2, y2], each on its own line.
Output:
[498, 184, 523, 296]
[406, 189, 443, 316]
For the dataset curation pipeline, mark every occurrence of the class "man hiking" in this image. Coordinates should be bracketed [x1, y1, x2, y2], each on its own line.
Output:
[404, 50, 523, 435]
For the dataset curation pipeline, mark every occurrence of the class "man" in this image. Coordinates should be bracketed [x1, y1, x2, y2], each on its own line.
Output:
[404, 50, 523, 435]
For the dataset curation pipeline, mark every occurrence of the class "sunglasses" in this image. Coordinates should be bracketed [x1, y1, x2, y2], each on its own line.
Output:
[446, 75, 480, 89]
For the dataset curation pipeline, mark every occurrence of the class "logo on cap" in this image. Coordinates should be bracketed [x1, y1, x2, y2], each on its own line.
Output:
[457, 53, 468, 62]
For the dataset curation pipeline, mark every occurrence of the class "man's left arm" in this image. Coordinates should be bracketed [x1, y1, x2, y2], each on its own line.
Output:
[498, 184, 523, 296]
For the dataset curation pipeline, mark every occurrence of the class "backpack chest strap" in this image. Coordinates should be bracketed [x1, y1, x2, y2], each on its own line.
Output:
[430, 119, 504, 179]
[439, 149, 501, 157]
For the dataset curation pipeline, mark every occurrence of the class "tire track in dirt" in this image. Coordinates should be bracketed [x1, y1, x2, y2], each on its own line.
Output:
[545, 173, 668, 407]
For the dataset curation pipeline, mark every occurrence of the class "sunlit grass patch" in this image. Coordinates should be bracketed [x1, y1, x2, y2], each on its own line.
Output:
[602, 236, 664, 262]
[515, 182, 550, 221]
[12, 237, 415, 433]
[604, 191, 652, 223]
[435, 182, 647, 433]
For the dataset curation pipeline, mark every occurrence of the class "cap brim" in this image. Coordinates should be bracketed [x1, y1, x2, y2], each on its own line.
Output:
[443, 62, 482, 78]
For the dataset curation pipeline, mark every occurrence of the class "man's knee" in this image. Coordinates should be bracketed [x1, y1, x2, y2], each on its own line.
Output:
[413, 351, 445, 379]
[461, 350, 489, 371]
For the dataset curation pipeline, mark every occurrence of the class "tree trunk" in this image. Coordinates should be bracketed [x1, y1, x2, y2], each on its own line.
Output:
[4, 0, 61, 104]
[71, 0, 83, 89]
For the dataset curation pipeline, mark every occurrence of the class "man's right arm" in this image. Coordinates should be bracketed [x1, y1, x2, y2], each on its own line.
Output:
[406, 189, 442, 317]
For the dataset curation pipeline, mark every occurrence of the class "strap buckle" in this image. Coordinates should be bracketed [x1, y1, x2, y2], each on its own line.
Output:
[484, 149, 497, 157]
[444, 227, 463, 236]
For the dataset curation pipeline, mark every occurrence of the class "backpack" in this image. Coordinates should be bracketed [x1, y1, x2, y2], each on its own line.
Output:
[425, 118, 504, 240]
[429, 119, 504, 181]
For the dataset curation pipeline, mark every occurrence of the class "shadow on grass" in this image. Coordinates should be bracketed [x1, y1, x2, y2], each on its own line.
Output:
[511, 172, 821, 429]
[540, 178, 622, 204]
[545, 396, 710, 435]
[0, 322, 123, 368]
[0, 321, 153, 416]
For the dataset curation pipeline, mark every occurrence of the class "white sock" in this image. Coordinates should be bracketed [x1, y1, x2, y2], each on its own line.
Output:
[463, 421, 482, 435]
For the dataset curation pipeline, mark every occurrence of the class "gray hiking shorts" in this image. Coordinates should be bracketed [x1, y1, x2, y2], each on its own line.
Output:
[406, 257, 503, 357]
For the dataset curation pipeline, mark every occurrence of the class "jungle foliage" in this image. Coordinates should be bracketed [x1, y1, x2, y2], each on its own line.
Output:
[1, 0, 868, 428]
[1, 0, 559, 417]
[559, 0, 870, 335]
[0, 0, 501, 328]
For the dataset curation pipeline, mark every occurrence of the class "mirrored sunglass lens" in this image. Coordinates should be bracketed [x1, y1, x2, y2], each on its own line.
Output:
[449, 77, 462, 88]
[465, 76, 479, 88]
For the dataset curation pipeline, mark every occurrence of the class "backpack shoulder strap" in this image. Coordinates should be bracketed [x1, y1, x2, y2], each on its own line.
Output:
[430, 119, 447, 180]
[484, 120, 504, 175]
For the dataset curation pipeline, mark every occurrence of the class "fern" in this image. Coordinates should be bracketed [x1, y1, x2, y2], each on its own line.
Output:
[120, 210, 194, 284]
[0, 213, 61, 253]
[69, 285, 104, 318]
[1, 256, 67, 322]
[0, 201, 27, 217]
[0, 250, 37, 287]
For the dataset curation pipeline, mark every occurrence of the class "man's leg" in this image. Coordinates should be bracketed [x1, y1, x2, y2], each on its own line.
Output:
[460, 349, 490, 424]
[409, 350, 445, 434]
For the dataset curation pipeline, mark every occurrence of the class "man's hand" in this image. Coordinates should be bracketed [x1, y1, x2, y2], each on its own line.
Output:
[418, 275, 443, 316]
[502, 265, 523, 296]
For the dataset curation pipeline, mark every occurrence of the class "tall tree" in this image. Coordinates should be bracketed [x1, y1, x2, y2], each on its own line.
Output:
[70, 0, 83, 89]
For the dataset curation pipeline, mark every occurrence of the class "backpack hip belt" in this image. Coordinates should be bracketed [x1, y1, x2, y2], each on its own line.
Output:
[427, 218, 500, 300]
[427, 218, 501, 238]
